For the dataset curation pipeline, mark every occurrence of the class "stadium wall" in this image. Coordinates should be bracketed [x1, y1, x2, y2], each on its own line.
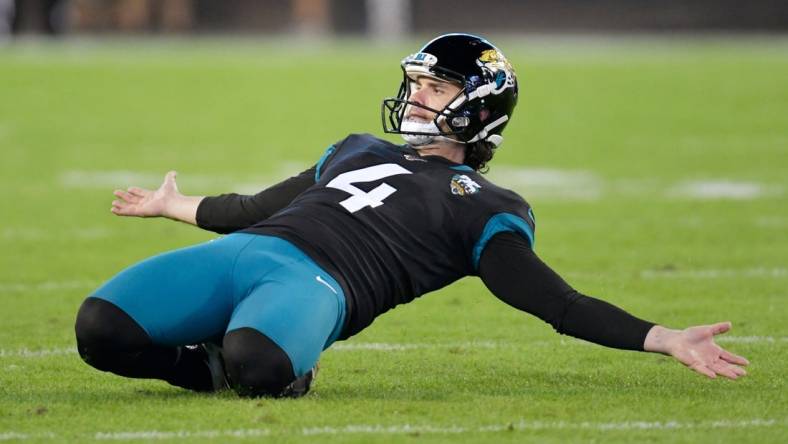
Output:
[6, 0, 788, 36]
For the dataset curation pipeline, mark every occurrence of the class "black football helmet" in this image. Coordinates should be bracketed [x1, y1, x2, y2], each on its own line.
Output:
[382, 33, 518, 147]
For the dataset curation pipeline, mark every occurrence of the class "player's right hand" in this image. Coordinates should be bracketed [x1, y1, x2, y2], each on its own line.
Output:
[111, 171, 180, 218]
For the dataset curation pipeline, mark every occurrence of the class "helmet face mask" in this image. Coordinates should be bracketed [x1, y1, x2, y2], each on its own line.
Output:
[382, 33, 518, 148]
[382, 80, 469, 145]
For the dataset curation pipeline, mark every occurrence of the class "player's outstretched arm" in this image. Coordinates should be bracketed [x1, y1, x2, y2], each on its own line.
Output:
[643, 322, 749, 379]
[195, 166, 317, 234]
[111, 171, 204, 225]
[112, 166, 317, 232]
[479, 231, 749, 380]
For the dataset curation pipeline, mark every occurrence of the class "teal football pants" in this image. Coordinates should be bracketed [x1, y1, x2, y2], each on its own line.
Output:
[89, 233, 346, 377]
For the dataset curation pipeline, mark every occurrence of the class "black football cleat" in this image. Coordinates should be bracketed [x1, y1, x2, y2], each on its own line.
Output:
[279, 363, 319, 398]
[197, 342, 230, 391]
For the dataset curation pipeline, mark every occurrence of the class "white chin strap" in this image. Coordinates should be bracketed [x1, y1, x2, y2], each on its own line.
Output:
[400, 119, 439, 147]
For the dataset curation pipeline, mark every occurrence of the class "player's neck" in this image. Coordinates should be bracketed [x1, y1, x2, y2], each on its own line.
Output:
[414, 140, 465, 165]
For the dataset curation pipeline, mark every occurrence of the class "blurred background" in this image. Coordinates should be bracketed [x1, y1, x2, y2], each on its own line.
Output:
[3, 0, 787, 38]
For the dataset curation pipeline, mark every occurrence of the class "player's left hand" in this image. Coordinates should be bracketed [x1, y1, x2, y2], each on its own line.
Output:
[645, 322, 749, 380]
[111, 171, 178, 218]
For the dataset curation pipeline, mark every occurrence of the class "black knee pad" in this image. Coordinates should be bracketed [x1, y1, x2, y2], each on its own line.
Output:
[223, 328, 296, 398]
[74, 297, 150, 370]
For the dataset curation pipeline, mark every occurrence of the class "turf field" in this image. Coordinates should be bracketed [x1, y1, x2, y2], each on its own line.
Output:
[0, 36, 786, 443]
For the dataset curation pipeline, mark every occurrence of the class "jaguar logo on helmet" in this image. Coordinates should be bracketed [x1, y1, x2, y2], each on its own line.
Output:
[477, 49, 516, 90]
[478, 48, 512, 70]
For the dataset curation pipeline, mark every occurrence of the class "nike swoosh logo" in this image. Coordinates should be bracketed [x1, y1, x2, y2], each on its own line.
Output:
[315, 275, 338, 294]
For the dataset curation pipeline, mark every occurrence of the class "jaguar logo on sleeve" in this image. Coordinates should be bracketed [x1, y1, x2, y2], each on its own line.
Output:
[450, 174, 482, 196]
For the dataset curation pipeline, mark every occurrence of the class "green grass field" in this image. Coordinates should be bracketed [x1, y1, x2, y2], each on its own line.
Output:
[1, 36, 787, 443]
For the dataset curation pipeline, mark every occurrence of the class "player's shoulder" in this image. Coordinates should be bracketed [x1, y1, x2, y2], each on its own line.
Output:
[456, 169, 536, 266]
[466, 170, 531, 210]
[316, 133, 403, 180]
[336, 133, 401, 152]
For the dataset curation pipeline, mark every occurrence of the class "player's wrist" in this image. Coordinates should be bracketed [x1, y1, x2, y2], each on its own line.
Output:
[163, 194, 203, 225]
[158, 193, 180, 219]
[643, 325, 681, 355]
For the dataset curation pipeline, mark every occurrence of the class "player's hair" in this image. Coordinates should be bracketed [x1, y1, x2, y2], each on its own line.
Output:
[465, 141, 495, 173]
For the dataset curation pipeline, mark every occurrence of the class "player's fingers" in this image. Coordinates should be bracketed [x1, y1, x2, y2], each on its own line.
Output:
[164, 171, 179, 192]
[114, 190, 139, 204]
[710, 321, 732, 336]
[111, 200, 136, 216]
[720, 350, 749, 366]
[164, 170, 177, 185]
[689, 362, 716, 379]
[710, 362, 739, 380]
[720, 367, 741, 380]
[127, 187, 149, 197]
[729, 364, 747, 377]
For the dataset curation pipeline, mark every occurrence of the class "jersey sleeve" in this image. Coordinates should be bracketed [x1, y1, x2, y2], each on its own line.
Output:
[196, 135, 353, 234]
[195, 166, 316, 234]
[479, 232, 655, 351]
[469, 188, 536, 271]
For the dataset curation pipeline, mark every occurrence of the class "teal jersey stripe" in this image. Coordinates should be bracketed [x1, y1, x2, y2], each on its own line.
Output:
[315, 145, 336, 181]
[472, 213, 535, 270]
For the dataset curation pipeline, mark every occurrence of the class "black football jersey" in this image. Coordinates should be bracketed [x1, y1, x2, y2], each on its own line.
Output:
[244, 134, 535, 339]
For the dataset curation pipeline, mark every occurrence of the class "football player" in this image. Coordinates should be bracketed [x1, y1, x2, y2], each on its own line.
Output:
[75, 34, 749, 398]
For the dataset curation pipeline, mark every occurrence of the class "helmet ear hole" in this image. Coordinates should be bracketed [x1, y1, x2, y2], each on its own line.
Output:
[479, 109, 490, 122]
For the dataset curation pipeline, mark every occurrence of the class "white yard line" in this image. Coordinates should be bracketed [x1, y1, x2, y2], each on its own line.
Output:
[754, 216, 788, 228]
[0, 279, 100, 293]
[331, 341, 500, 351]
[1, 227, 113, 241]
[50, 168, 788, 204]
[716, 336, 788, 344]
[331, 338, 787, 349]
[57, 165, 308, 193]
[94, 429, 270, 440]
[0, 347, 77, 358]
[5, 419, 785, 441]
[3, 418, 781, 441]
[488, 167, 784, 201]
[301, 418, 783, 435]
[3, 336, 784, 360]
[640, 267, 788, 279]
[59, 170, 221, 189]
[488, 166, 603, 200]
[667, 180, 768, 200]
[0, 432, 56, 441]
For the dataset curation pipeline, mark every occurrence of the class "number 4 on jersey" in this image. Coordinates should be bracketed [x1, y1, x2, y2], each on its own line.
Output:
[326, 164, 412, 213]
